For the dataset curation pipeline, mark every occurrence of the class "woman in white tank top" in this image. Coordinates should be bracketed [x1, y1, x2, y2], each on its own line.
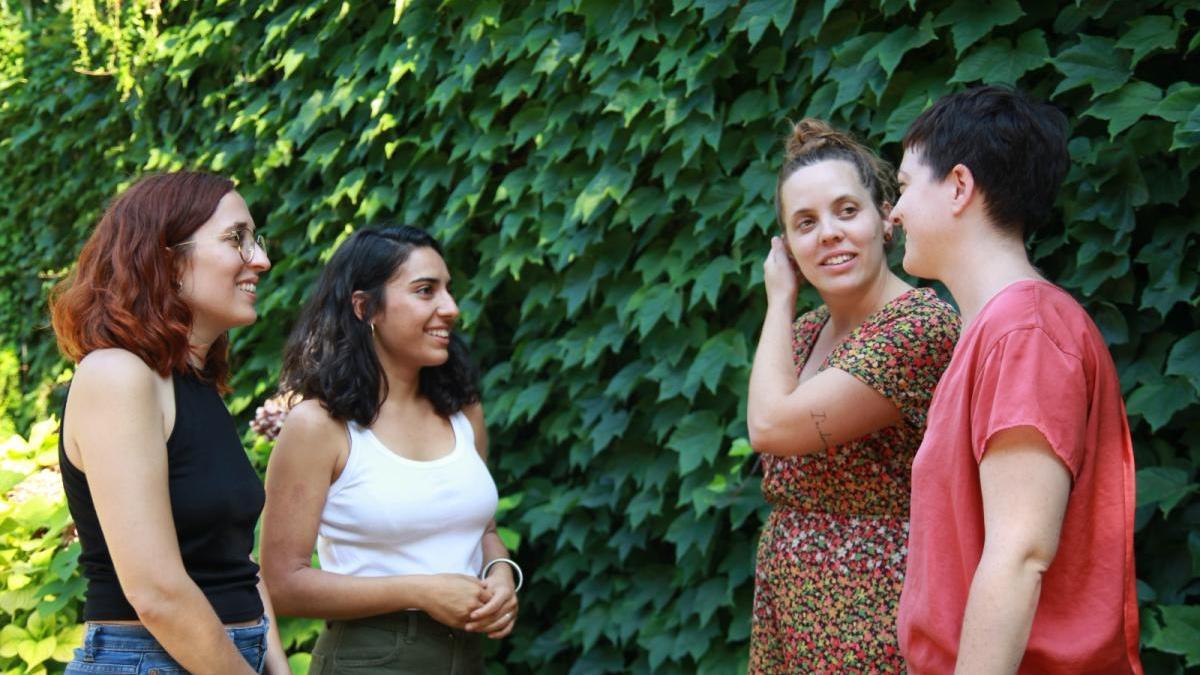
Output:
[260, 226, 518, 674]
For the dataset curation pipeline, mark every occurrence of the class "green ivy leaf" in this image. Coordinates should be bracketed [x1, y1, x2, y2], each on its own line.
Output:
[1126, 377, 1196, 432]
[1082, 81, 1163, 138]
[732, 0, 796, 47]
[1144, 604, 1200, 667]
[867, 14, 936, 78]
[933, 0, 1024, 57]
[1136, 467, 1198, 517]
[1166, 332, 1200, 396]
[1116, 15, 1179, 67]
[1051, 35, 1131, 98]
[667, 410, 723, 473]
[949, 29, 1049, 85]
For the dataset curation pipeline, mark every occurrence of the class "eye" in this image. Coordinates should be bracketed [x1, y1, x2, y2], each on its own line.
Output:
[840, 205, 858, 218]
[794, 218, 815, 232]
[415, 285, 434, 296]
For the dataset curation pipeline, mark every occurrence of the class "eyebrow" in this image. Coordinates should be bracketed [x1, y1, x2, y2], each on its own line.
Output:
[408, 276, 448, 285]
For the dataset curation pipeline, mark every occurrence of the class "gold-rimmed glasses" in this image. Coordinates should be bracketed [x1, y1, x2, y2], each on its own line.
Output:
[169, 226, 267, 264]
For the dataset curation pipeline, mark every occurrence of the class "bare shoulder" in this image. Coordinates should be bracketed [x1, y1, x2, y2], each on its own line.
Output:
[462, 402, 488, 458]
[274, 399, 347, 459]
[73, 349, 162, 393]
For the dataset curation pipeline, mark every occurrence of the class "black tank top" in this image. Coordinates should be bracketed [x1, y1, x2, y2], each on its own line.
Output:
[59, 370, 265, 621]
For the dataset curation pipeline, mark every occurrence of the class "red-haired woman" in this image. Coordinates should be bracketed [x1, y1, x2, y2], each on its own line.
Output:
[50, 172, 289, 674]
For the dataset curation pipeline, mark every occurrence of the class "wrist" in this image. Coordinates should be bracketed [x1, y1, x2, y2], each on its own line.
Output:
[481, 557, 523, 592]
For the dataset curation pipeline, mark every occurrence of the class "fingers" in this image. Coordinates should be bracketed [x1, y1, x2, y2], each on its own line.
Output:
[484, 607, 518, 638]
[468, 586, 509, 622]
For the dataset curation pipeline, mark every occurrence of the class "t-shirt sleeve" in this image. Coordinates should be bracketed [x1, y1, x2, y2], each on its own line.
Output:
[969, 327, 1088, 478]
[827, 296, 959, 429]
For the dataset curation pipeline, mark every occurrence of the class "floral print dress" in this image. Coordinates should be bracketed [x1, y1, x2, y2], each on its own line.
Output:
[750, 288, 959, 674]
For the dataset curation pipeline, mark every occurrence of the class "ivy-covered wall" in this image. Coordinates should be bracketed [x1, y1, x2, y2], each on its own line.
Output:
[1, 0, 1197, 673]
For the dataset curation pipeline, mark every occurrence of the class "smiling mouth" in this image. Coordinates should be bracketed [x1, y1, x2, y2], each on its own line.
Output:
[237, 282, 257, 293]
[820, 253, 856, 266]
[426, 329, 450, 339]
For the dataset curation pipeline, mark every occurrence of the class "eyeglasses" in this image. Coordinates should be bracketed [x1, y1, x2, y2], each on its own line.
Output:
[170, 226, 268, 264]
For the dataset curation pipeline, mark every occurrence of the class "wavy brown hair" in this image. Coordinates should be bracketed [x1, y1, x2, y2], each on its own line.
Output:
[50, 172, 236, 391]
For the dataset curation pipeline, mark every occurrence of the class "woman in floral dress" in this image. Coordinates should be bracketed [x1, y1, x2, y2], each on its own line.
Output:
[746, 119, 959, 672]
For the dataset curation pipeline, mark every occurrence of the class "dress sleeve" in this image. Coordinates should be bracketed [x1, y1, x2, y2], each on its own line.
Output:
[827, 294, 959, 429]
[969, 327, 1088, 478]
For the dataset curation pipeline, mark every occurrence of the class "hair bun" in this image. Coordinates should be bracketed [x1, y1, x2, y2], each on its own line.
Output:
[785, 118, 852, 161]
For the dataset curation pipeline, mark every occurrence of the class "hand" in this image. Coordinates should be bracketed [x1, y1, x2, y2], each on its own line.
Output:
[763, 235, 800, 306]
[465, 566, 518, 639]
[420, 574, 491, 629]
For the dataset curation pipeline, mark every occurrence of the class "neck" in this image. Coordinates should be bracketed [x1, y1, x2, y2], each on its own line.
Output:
[938, 223, 1041, 328]
[822, 269, 910, 337]
[376, 350, 423, 408]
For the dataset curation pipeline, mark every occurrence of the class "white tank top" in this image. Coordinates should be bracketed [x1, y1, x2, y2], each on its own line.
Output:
[316, 411, 498, 578]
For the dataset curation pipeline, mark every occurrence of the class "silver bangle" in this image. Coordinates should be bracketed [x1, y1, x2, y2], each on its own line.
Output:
[481, 557, 523, 593]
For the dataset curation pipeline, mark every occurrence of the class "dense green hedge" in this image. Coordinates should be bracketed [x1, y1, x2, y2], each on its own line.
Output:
[2, 0, 1198, 673]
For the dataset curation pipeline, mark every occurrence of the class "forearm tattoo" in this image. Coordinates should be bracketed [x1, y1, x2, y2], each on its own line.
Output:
[811, 410, 833, 450]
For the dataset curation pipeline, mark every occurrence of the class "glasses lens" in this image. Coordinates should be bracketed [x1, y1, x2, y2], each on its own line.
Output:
[238, 232, 266, 262]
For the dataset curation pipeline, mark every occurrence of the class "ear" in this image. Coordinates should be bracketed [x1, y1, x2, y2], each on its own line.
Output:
[351, 290, 370, 322]
[948, 163, 976, 216]
[879, 201, 894, 239]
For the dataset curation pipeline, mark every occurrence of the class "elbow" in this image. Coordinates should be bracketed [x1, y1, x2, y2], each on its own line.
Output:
[260, 560, 304, 617]
[747, 415, 786, 456]
[124, 575, 191, 625]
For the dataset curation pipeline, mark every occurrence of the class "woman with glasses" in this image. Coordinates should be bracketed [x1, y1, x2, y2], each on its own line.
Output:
[260, 226, 518, 675]
[50, 172, 288, 674]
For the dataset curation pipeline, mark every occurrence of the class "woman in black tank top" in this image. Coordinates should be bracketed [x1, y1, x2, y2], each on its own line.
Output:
[49, 172, 289, 674]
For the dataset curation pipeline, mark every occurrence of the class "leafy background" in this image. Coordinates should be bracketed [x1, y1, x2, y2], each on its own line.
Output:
[1, 0, 1198, 672]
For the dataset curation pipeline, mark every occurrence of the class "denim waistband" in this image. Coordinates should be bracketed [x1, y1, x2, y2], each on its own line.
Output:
[82, 616, 268, 655]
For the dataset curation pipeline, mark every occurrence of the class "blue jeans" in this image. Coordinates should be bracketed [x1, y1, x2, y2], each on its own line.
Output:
[64, 617, 268, 674]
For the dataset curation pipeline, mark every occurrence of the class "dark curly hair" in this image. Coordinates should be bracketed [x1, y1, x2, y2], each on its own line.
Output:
[279, 226, 480, 426]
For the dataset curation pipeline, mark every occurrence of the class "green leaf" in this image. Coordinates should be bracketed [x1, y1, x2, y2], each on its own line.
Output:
[1082, 81, 1163, 138]
[933, 0, 1024, 57]
[690, 256, 739, 309]
[868, 14, 936, 77]
[1116, 15, 1179, 67]
[1136, 467, 1198, 517]
[16, 636, 55, 668]
[949, 30, 1049, 85]
[684, 330, 748, 395]
[732, 0, 796, 46]
[1126, 377, 1197, 432]
[1145, 605, 1200, 667]
[667, 411, 723, 473]
[1052, 35, 1131, 98]
[510, 382, 551, 423]
[1166, 332, 1200, 395]
[1150, 84, 1200, 123]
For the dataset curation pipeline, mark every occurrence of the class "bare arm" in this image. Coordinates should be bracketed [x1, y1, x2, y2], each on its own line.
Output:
[67, 350, 255, 675]
[954, 426, 1072, 674]
[256, 574, 290, 674]
[462, 404, 519, 639]
[747, 236, 901, 456]
[260, 401, 488, 625]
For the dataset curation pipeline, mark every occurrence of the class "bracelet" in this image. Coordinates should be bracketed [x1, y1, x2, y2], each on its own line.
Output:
[481, 557, 524, 593]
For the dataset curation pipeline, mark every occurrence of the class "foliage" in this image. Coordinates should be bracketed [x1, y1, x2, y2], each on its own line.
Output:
[1, 0, 1197, 673]
[0, 421, 85, 675]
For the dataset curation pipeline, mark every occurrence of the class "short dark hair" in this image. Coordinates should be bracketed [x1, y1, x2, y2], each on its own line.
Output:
[280, 226, 480, 426]
[903, 85, 1069, 236]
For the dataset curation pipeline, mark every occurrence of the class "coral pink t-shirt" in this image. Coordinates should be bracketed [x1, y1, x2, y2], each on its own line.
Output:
[897, 280, 1142, 674]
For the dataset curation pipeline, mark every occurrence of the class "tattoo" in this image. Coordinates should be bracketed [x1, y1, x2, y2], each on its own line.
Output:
[811, 410, 833, 451]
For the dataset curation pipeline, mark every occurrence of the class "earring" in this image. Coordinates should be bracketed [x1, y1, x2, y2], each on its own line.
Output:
[883, 230, 893, 244]
[174, 280, 183, 290]
[370, 323, 376, 336]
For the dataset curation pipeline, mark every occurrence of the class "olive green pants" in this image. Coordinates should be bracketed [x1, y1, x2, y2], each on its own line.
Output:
[309, 611, 484, 675]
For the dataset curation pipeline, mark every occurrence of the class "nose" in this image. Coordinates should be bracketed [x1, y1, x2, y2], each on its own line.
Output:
[817, 217, 844, 244]
[248, 242, 271, 272]
[438, 289, 460, 320]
